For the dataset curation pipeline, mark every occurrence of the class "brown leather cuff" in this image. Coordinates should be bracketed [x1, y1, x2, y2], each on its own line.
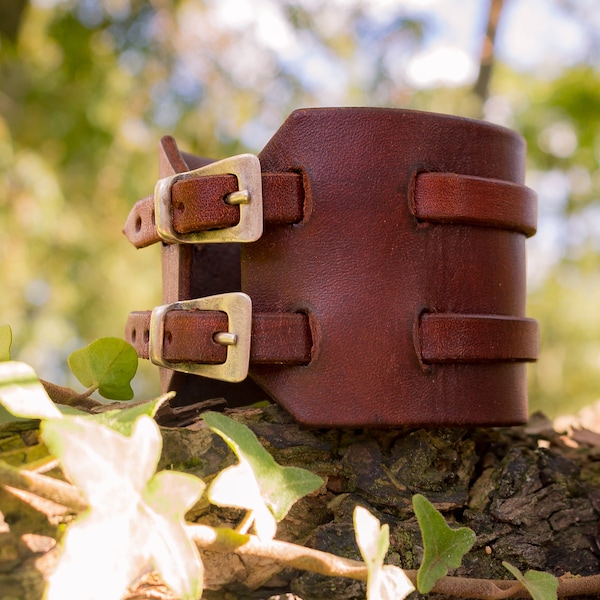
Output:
[123, 107, 539, 427]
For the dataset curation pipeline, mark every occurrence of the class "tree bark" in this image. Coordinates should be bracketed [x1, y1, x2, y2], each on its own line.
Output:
[160, 405, 600, 599]
[2, 405, 600, 599]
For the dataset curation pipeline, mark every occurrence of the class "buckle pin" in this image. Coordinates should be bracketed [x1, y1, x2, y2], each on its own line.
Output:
[154, 154, 263, 243]
[225, 190, 251, 206]
[149, 292, 252, 382]
[214, 331, 238, 346]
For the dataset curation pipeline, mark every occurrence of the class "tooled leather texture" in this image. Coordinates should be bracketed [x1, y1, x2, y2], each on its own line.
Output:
[123, 108, 539, 427]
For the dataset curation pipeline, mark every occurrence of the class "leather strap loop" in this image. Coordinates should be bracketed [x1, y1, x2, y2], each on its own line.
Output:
[413, 172, 537, 237]
[419, 313, 539, 363]
[123, 172, 304, 249]
[125, 308, 539, 369]
[125, 310, 312, 365]
[123, 167, 536, 249]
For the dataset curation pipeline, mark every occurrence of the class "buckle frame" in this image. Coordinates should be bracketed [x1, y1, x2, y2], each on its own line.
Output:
[149, 292, 252, 382]
[154, 154, 263, 243]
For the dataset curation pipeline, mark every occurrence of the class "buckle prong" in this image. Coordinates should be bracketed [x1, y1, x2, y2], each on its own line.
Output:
[214, 331, 238, 346]
[225, 190, 251, 205]
[149, 292, 252, 382]
[154, 154, 263, 243]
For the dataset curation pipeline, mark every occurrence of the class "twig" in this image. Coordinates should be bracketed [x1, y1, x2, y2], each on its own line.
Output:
[0, 459, 87, 512]
[40, 379, 101, 410]
[188, 524, 600, 598]
[2, 468, 600, 599]
[188, 524, 369, 581]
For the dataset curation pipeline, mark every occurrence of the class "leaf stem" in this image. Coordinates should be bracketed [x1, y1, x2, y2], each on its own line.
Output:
[188, 524, 369, 580]
[188, 524, 600, 598]
[235, 510, 255, 535]
[2, 466, 600, 599]
[40, 379, 101, 409]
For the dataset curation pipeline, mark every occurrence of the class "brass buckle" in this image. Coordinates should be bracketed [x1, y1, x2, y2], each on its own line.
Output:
[149, 292, 252, 382]
[154, 154, 263, 243]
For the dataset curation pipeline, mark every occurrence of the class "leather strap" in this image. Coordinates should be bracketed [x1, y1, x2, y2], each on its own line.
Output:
[125, 309, 537, 367]
[123, 170, 536, 249]
[123, 172, 304, 249]
[412, 173, 537, 237]
[125, 310, 312, 364]
[419, 314, 539, 363]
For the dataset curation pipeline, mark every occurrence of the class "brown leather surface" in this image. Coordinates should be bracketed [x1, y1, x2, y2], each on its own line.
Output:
[413, 172, 537, 236]
[123, 109, 539, 426]
[123, 165, 536, 249]
[123, 173, 304, 248]
[126, 309, 537, 365]
[126, 310, 312, 364]
[419, 314, 539, 362]
[154, 138, 268, 407]
[244, 108, 537, 426]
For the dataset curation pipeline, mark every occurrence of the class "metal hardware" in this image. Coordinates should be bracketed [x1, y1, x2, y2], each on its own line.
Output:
[225, 190, 251, 205]
[154, 154, 263, 243]
[149, 292, 252, 382]
[214, 332, 238, 346]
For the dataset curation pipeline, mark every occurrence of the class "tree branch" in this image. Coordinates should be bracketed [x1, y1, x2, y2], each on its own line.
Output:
[0, 460, 87, 512]
[3, 467, 600, 599]
[473, 0, 506, 111]
[40, 379, 102, 410]
[188, 524, 600, 598]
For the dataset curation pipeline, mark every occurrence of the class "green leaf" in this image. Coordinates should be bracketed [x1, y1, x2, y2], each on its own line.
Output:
[0, 361, 62, 421]
[413, 493, 476, 594]
[354, 506, 415, 600]
[203, 411, 323, 539]
[0, 325, 12, 362]
[503, 562, 558, 600]
[42, 415, 204, 600]
[141, 470, 205, 598]
[56, 405, 88, 416]
[54, 394, 173, 433]
[68, 337, 138, 400]
[90, 392, 174, 436]
[209, 459, 278, 540]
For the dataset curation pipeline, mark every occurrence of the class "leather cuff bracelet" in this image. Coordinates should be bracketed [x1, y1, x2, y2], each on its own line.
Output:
[123, 107, 539, 427]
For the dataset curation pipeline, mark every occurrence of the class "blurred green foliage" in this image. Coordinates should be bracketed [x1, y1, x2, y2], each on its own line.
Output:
[1, 0, 599, 416]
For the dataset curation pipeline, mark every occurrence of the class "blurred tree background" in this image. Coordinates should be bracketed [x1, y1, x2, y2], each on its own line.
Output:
[1, 0, 599, 417]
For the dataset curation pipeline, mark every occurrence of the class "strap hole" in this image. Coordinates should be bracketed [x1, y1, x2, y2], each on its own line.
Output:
[143, 329, 150, 344]
[130, 328, 137, 343]
[165, 331, 173, 344]
[135, 216, 142, 233]
[176, 202, 185, 213]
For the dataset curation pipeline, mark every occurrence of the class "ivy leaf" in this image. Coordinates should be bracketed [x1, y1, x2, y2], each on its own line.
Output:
[503, 562, 558, 600]
[90, 392, 174, 436]
[354, 506, 415, 600]
[68, 337, 138, 400]
[0, 325, 12, 361]
[0, 361, 62, 421]
[203, 411, 323, 540]
[42, 415, 204, 600]
[209, 459, 278, 540]
[141, 470, 205, 597]
[413, 493, 476, 594]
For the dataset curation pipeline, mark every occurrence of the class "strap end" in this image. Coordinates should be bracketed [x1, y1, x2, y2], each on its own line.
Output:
[123, 195, 160, 248]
